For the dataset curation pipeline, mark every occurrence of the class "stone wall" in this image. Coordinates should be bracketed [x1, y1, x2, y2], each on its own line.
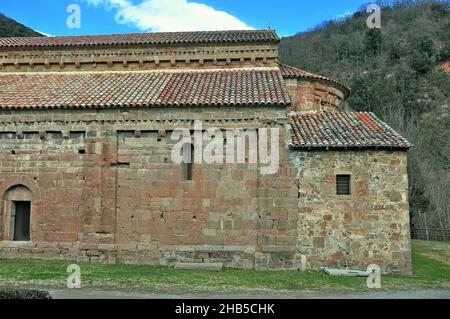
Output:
[285, 79, 346, 113]
[0, 106, 413, 273]
[0, 106, 301, 269]
[291, 149, 412, 274]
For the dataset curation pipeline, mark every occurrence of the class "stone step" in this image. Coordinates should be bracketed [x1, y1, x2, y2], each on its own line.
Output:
[174, 262, 224, 271]
[324, 268, 369, 277]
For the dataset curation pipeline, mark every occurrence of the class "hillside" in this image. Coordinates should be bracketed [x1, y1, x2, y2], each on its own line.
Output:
[280, 0, 450, 235]
[0, 13, 43, 37]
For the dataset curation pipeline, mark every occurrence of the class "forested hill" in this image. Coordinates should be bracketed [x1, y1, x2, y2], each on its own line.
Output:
[280, 1, 450, 234]
[0, 14, 43, 37]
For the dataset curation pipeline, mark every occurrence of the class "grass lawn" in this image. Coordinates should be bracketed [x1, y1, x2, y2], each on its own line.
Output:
[0, 240, 449, 293]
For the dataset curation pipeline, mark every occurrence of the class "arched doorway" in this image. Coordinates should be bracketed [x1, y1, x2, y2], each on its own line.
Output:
[2, 185, 32, 241]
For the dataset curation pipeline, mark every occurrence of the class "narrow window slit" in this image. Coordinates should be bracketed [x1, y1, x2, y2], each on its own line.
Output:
[181, 143, 194, 181]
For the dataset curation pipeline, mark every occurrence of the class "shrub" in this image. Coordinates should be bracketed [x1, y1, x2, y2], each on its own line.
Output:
[438, 43, 450, 61]
[0, 288, 52, 299]
[410, 51, 433, 74]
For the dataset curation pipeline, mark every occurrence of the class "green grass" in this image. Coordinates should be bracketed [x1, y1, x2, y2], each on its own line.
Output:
[0, 240, 449, 293]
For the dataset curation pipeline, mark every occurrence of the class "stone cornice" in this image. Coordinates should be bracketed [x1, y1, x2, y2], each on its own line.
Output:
[0, 43, 279, 72]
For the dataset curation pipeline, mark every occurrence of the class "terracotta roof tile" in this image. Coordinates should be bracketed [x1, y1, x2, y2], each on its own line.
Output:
[0, 69, 290, 109]
[279, 63, 351, 96]
[0, 30, 279, 48]
[289, 112, 412, 149]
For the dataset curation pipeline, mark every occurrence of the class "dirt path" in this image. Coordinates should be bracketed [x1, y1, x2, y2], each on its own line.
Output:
[44, 287, 450, 299]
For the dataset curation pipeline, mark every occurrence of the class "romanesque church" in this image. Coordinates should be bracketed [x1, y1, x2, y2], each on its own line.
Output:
[0, 30, 412, 273]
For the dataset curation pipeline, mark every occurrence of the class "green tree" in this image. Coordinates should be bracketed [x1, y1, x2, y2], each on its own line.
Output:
[364, 29, 384, 55]
[411, 51, 433, 74]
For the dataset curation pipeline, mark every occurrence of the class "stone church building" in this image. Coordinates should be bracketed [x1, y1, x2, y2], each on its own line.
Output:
[0, 30, 412, 274]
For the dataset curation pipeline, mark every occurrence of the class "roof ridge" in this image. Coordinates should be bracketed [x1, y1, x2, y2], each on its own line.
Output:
[0, 29, 278, 40]
[0, 29, 280, 48]
[278, 63, 351, 96]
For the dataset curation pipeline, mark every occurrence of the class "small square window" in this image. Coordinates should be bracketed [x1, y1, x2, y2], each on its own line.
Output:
[70, 131, 86, 140]
[336, 175, 351, 195]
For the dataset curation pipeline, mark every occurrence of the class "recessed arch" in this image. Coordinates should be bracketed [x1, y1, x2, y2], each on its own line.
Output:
[4, 186, 32, 241]
[3, 185, 32, 201]
[0, 175, 41, 202]
[0, 176, 41, 242]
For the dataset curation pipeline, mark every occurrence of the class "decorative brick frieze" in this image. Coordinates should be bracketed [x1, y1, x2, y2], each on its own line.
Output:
[0, 43, 279, 72]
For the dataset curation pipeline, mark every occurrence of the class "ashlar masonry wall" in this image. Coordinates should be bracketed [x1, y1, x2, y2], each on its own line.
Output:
[285, 79, 347, 113]
[0, 106, 301, 270]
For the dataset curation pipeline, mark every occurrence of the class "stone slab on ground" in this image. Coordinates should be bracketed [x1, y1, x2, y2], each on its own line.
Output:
[324, 268, 370, 277]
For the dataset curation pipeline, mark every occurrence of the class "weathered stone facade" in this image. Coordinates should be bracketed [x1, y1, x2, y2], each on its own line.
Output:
[0, 106, 301, 269]
[0, 30, 413, 274]
[291, 150, 412, 274]
[285, 79, 347, 113]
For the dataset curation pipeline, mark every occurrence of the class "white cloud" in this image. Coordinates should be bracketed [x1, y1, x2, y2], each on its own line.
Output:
[84, 0, 253, 32]
[34, 30, 54, 37]
[86, 0, 130, 9]
[336, 9, 355, 20]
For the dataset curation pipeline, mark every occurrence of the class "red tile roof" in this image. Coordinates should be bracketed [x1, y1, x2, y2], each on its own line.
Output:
[0, 69, 290, 109]
[279, 63, 351, 96]
[0, 30, 279, 48]
[289, 112, 412, 149]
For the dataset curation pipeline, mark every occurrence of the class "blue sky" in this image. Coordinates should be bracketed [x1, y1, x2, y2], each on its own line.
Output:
[0, 0, 371, 37]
